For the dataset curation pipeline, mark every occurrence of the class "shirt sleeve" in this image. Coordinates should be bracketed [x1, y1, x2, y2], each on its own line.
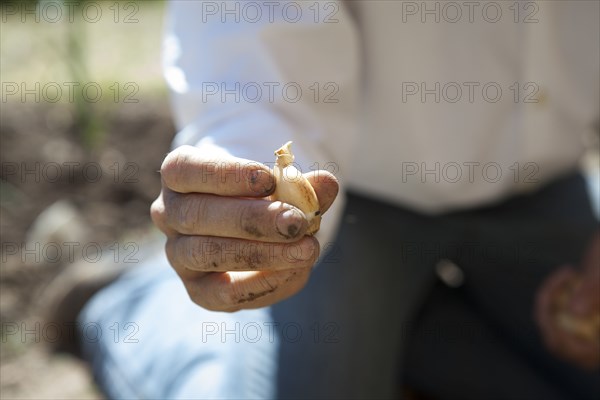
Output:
[162, 0, 361, 245]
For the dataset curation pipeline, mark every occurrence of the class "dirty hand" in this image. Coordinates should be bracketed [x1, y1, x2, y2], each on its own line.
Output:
[535, 233, 600, 370]
[151, 145, 339, 312]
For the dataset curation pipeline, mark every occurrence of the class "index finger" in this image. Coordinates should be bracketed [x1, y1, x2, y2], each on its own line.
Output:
[161, 145, 275, 197]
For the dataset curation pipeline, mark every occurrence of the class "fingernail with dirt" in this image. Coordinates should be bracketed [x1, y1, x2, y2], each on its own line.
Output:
[248, 169, 275, 195]
[276, 208, 306, 239]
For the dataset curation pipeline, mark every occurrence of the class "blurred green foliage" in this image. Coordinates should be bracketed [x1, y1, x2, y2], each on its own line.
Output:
[1, 0, 167, 151]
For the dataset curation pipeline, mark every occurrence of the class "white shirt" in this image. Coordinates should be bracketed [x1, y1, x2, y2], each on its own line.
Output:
[162, 1, 599, 242]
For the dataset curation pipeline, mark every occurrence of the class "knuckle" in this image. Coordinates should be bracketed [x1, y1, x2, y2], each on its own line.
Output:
[187, 240, 209, 270]
[150, 196, 165, 225]
[161, 146, 193, 189]
[164, 237, 179, 267]
[173, 236, 212, 271]
[166, 239, 241, 312]
[171, 195, 208, 234]
[171, 238, 188, 268]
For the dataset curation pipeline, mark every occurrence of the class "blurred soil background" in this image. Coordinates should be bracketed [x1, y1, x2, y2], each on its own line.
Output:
[1, 1, 174, 398]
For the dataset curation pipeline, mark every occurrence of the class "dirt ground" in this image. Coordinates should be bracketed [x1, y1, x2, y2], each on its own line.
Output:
[1, 99, 175, 399]
[0, 2, 175, 397]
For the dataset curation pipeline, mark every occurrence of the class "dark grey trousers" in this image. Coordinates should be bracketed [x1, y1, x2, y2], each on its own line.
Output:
[273, 172, 599, 400]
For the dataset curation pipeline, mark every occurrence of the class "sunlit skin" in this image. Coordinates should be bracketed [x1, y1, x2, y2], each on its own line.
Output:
[151, 145, 338, 312]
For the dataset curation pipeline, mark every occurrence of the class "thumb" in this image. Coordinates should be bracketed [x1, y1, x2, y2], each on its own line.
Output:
[305, 170, 339, 215]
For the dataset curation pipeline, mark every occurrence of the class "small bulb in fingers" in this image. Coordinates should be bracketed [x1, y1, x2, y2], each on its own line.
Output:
[271, 141, 321, 235]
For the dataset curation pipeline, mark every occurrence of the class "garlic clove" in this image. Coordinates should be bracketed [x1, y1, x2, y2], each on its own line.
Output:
[271, 142, 321, 235]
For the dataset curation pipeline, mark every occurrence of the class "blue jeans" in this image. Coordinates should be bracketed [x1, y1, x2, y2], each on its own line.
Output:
[79, 247, 278, 399]
[80, 173, 599, 399]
